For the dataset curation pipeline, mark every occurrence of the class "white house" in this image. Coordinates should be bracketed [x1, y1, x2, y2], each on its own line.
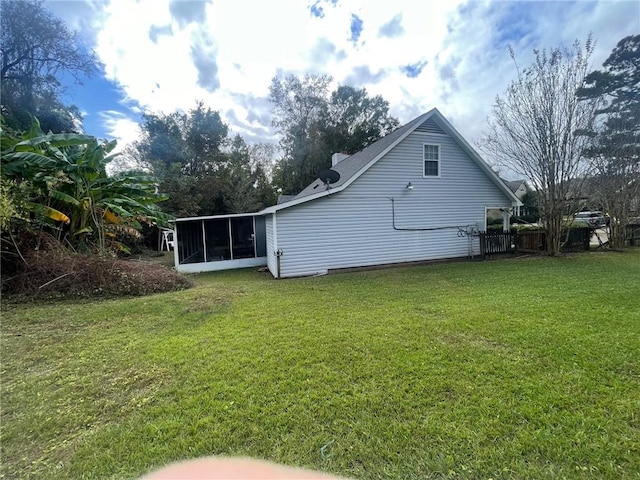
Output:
[503, 179, 531, 216]
[261, 108, 521, 278]
[172, 108, 521, 276]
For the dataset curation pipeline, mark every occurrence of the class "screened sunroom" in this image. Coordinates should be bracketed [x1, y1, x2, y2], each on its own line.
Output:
[172, 213, 267, 273]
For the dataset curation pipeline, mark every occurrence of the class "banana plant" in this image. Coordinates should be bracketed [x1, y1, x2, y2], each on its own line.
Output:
[2, 119, 169, 253]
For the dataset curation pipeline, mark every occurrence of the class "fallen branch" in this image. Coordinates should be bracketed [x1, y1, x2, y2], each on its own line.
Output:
[39, 272, 74, 290]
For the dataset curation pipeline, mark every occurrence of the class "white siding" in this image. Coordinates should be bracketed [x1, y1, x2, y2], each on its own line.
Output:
[176, 257, 266, 274]
[265, 214, 277, 277]
[273, 130, 513, 278]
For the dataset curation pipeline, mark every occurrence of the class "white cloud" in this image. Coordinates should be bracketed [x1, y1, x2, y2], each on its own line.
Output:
[83, 0, 639, 169]
[99, 110, 141, 151]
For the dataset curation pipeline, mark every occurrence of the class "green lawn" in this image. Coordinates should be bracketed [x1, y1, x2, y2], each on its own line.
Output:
[2, 251, 639, 479]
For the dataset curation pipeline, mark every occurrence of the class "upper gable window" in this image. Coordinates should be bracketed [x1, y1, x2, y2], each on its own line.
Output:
[423, 144, 440, 177]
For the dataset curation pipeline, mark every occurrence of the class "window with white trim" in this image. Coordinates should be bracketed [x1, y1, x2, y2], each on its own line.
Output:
[423, 144, 440, 177]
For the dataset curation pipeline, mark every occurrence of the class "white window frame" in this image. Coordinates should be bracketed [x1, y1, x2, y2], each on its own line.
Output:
[423, 143, 441, 178]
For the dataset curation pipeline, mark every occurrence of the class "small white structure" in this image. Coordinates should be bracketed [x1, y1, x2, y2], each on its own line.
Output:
[160, 228, 174, 251]
[172, 213, 266, 273]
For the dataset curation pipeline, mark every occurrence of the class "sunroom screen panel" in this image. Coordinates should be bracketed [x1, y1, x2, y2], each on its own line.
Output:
[177, 220, 204, 264]
[204, 219, 231, 261]
[231, 217, 255, 259]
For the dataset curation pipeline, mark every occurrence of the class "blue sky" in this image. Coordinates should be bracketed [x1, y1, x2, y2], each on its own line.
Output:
[44, 0, 639, 167]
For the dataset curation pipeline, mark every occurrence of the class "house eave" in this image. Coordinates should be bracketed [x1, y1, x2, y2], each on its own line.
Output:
[171, 211, 264, 222]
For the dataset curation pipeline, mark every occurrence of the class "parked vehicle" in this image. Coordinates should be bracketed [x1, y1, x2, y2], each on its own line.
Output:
[574, 211, 609, 227]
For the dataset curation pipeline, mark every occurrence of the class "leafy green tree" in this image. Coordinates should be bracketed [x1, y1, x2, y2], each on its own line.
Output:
[269, 74, 332, 194]
[133, 102, 229, 216]
[520, 190, 540, 221]
[134, 102, 276, 216]
[250, 143, 278, 208]
[219, 135, 259, 213]
[135, 101, 228, 179]
[577, 35, 640, 248]
[0, 0, 98, 133]
[321, 85, 398, 155]
[269, 75, 398, 194]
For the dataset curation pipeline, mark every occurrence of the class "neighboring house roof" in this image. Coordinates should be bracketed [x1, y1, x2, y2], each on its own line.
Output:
[503, 179, 526, 194]
[261, 108, 521, 214]
[502, 179, 530, 201]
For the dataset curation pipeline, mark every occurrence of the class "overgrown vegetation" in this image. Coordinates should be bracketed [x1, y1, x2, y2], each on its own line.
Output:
[2, 232, 191, 298]
[2, 251, 639, 479]
[1, 122, 167, 252]
[0, 120, 180, 296]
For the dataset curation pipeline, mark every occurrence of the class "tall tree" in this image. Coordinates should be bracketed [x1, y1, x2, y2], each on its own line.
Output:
[220, 135, 260, 213]
[321, 85, 398, 155]
[250, 142, 278, 208]
[133, 102, 228, 217]
[269, 76, 398, 194]
[269, 74, 332, 194]
[134, 102, 276, 216]
[480, 38, 598, 255]
[0, 0, 98, 133]
[135, 101, 228, 179]
[576, 35, 640, 248]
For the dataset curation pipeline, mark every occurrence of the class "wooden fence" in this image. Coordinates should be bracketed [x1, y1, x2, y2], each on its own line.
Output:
[478, 231, 517, 259]
[479, 228, 592, 259]
[627, 225, 640, 245]
[517, 230, 546, 253]
[562, 228, 592, 252]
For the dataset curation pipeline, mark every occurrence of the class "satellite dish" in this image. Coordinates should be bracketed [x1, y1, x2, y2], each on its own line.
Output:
[318, 169, 340, 189]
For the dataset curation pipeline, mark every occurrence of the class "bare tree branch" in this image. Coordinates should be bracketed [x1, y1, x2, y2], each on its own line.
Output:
[480, 37, 598, 255]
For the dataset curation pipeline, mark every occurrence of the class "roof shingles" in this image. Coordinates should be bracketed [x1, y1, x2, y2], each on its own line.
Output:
[292, 111, 432, 200]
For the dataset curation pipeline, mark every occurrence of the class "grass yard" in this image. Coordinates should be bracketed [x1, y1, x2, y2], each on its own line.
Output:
[1, 251, 639, 479]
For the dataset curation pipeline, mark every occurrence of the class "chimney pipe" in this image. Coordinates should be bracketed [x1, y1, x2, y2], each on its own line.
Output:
[331, 152, 349, 166]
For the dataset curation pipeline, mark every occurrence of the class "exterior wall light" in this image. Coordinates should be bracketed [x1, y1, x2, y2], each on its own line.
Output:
[406, 182, 414, 191]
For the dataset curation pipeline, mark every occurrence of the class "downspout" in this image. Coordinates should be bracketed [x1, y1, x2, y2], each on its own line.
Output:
[272, 211, 281, 279]
[172, 223, 180, 268]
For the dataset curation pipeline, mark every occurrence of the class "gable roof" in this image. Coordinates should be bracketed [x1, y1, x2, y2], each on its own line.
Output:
[261, 108, 521, 214]
[503, 179, 527, 194]
[504, 180, 521, 193]
[293, 112, 431, 199]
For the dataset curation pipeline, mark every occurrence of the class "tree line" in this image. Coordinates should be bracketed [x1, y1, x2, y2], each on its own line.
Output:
[0, 0, 398, 259]
[122, 79, 398, 218]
